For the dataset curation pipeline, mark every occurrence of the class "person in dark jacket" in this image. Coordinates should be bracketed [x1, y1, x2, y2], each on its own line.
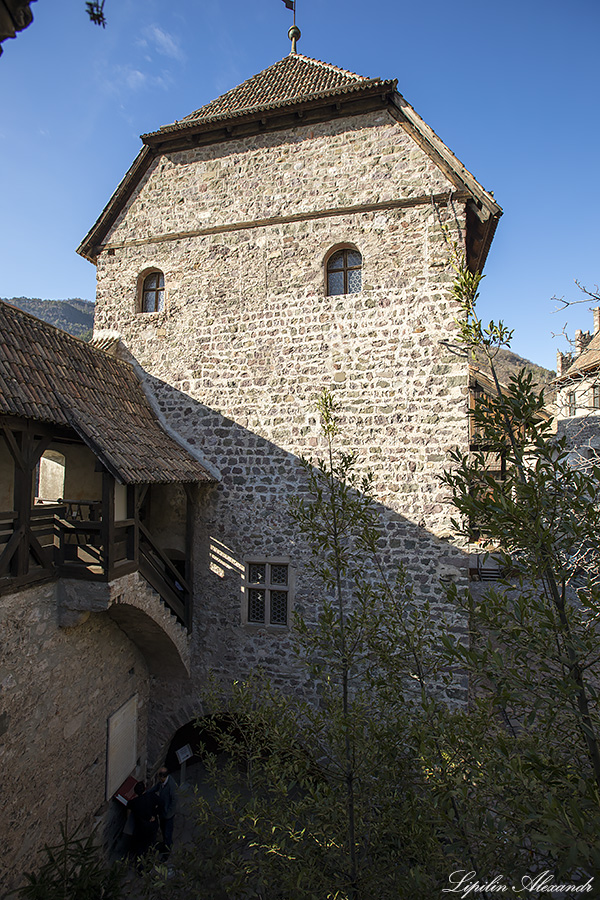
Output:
[151, 767, 178, 853]
[128, 781, 159, 864]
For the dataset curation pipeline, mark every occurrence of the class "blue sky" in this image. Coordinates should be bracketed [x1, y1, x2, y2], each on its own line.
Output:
[1, 0, 599, 370]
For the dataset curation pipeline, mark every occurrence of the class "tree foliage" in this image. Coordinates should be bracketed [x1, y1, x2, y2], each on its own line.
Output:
[144, 254, 600, 897]
[442, 244, 600, 877]
[9, 812, 125, 900]
[85, 1, 106, 28]
[142, 393, 478, 899]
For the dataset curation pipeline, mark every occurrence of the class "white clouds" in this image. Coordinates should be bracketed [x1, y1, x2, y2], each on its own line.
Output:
[123, 67, 148, 91]
[97, 22, 184, 98]
[101, 64, 171, 95]
[139, 25, 185, 61]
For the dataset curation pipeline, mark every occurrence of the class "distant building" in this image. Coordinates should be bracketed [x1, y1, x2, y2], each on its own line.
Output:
[555, 308, 600, 468]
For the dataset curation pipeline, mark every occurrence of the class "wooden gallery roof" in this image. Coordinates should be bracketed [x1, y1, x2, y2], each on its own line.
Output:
[0, 301, 216, 485]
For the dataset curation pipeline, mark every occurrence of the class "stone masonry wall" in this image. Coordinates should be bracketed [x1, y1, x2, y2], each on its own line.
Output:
[93, 109, 473, 750]
[0, 581, 150, 892]
[556, 372, 600, 470]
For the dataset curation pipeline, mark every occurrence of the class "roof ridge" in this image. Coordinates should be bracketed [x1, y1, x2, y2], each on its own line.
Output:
[292, 53, 372, 81]
[176, 56, 291, 124]
[174, 52, 375, 128]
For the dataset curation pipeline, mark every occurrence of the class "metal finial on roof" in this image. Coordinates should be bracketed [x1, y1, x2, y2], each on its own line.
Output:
[288, 25, 301, 54]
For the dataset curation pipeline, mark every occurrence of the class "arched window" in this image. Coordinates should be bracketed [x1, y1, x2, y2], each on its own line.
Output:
[326, 247, 362, 296]
[141, 270, 165, 313]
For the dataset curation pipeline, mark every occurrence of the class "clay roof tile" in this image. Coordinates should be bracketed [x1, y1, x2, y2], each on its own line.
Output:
[0, 301, 216, 485]
[145, 53, 390, 137]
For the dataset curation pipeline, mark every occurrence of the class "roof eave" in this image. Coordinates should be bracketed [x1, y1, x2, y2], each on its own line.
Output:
[388, 91, 502, 272]
[141, 79, 397, 145]
[78, 79, 500, 270]
[554, 361, 600, 385]
[77, 146, 155, 265]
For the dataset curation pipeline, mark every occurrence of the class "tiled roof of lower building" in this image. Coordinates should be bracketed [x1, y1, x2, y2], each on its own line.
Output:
[0, 301, 216, 485]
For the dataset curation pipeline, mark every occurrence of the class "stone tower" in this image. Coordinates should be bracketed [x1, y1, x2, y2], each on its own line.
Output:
[79, 48, 501, 757]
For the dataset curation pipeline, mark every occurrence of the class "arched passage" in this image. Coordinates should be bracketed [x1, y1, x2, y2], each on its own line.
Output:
[163, 715, 243, 773]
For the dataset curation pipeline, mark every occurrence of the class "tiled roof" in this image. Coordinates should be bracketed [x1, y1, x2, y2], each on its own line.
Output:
[150, 53, 391, 136]
[0, 301, 216, 485]
[79, 51, 500, 272]
[562, 332, 600, 377]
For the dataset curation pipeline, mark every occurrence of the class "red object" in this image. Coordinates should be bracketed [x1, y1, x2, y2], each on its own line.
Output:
[114, 774, 138, 806]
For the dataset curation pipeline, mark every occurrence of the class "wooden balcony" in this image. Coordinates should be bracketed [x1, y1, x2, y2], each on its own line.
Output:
[0, 499, 192, 630]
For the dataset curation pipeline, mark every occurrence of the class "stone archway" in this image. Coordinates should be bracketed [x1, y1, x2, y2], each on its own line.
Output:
[58, 570, 191, 678]
[148, 699, 208, 771]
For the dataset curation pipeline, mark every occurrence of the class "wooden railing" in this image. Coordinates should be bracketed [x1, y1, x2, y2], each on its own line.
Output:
[139, 523, 191, 629]
[0, 503, 191, 629]
[0, 504, 63, 587]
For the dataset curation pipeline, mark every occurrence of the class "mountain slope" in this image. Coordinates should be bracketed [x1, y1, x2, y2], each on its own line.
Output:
[1, 297, 94, 340]
[472, 347, 556, 403]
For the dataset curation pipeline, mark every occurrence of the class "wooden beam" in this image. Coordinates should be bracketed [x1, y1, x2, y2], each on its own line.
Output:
[13, 428, 33, 577]
[136, 483, 149, 512]
[30, 434, 53, 467]
[139, 522, 191, 592]
[102, 470, 115, 578]
[2, 425, 25, 471]
[28, 532, 53, 570]
[0, 525, 25, 576]
[127, 485, 138, 566]
[100, 190, 470, 254]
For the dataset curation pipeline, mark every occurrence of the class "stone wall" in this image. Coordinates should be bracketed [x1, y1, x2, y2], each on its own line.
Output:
[556, 362, 600, 470]
[93, 109, 473, 751]
[0, 581, 150, 892]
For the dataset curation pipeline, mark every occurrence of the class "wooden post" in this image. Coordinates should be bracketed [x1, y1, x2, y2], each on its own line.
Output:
[13, 429, 31, 578]
[102, 470, 115, 578]
[127, 485, 138, 565]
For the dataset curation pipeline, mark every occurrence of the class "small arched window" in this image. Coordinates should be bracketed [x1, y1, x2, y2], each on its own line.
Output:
[326, 247, 362, 296]
[141, 270, 165, 313]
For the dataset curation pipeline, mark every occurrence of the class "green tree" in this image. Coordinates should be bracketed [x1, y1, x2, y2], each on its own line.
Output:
[142, 392, 476, 900]
[10, 811, 125, 900]
[441, 247, 600, 878]
[143, 258, 600, 898]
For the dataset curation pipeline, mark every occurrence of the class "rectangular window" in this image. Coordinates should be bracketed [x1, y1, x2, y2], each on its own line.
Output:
[593, 386, 600, 409]
[243, 560, 292, 627]
[568, 391, 577, 416]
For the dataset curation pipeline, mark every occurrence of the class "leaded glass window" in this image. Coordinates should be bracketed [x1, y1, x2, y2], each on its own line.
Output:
[327, 248, 362, 296]
[141, 271, 165, 313]
[270, 591, 288, 625]
[248, 589, 266, 623]
[245, 561, 291, 626]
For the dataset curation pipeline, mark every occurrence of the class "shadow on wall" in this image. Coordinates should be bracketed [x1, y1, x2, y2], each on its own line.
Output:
[125, 365, 471, 766]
